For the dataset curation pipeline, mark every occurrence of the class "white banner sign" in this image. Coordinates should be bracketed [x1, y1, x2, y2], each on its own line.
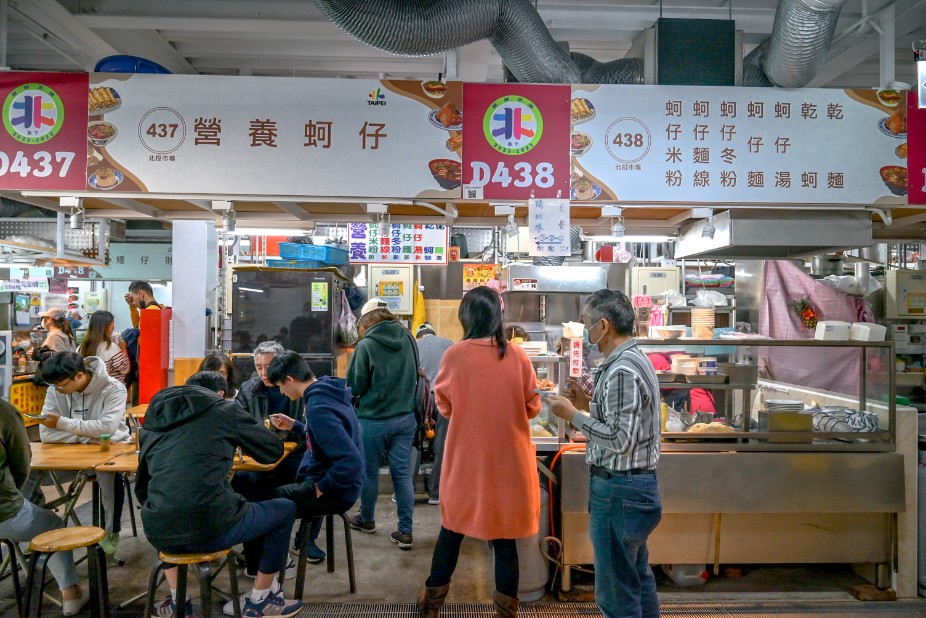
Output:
[347, 223, 448, 264]
[528, 198, 571, 256]
[569, 85, 906, 205]
[87, 75, 463, 199]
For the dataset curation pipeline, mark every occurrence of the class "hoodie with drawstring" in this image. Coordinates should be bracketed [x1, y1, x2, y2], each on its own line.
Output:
[134, 385, 283, 547]
[346, 320, 418, 420]
[39, 356, 130, 444]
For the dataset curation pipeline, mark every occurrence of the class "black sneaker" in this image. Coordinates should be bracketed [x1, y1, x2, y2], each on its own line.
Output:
[305, 540, 326, 564]
[347, 513, 376, 533]
[390, 530, 413, 550]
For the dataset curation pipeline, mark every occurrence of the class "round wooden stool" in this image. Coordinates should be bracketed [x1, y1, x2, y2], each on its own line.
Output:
[24, 526, 109, 618]
[292, 511, 356, 601]
[144, 548, 242, 618]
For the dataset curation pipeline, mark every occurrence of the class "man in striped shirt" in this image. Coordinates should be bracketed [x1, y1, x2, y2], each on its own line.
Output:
[548, 289, 662, 618]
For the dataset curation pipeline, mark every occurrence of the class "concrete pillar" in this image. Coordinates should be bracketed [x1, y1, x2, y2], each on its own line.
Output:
[171, 220, 218, 357]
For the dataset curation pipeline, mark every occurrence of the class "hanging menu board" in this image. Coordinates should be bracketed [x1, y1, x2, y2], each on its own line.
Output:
[347, 223, 448, 264]
[568, 85, 907, 205]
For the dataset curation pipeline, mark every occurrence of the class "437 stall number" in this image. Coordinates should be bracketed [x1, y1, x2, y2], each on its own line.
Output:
[0, 151, 76, 178]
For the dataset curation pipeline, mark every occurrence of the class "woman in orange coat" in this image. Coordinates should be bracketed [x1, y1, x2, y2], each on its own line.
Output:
[418, 286, 542, 618]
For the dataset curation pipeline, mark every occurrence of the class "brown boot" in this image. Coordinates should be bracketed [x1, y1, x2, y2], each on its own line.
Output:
[418, 582, 451, 618]
[493, 591, 519, 618]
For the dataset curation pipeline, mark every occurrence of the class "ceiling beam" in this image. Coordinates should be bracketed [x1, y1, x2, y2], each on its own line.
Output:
[95, 198, 166, 219]
[12, 0, 118, 71]
[0, 192, 69, 214]
[272, 202, 312, 221]
[76, 15, 341, 36]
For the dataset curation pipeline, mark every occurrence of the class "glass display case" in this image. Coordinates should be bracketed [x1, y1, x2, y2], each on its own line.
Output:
[529, 354, 567, 450]
[637, 338, 895, 452]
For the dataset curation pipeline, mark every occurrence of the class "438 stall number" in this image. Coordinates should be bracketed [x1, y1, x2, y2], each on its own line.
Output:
[469, 161, 555, 188]
[0, 151, 76, 178]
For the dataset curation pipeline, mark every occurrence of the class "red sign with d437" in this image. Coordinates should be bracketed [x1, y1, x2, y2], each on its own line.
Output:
[0, 72, 89, 191]
[462, 83, 570, 201]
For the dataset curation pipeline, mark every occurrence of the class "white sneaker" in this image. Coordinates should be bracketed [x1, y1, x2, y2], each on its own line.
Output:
[243, 557, 297, 580]
[223, 594, 247, 616]
[427, 497, 440, 505]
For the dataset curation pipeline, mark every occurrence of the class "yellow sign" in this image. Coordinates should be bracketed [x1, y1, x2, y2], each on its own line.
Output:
[463, 264, 500, 292]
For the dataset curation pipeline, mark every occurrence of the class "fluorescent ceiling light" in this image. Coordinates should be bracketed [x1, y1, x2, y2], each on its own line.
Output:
[238, 286, 264, 293]
[583, 235, 674, 243]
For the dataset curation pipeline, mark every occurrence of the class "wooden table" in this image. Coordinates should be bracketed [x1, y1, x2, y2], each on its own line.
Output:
[126, 403, 148, 420]
[28, 442, 138, 528]
[98, 442, 298, 474]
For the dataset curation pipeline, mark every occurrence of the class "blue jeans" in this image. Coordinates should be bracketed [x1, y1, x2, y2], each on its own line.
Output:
[0, 501, 78, 592]
[588, 471, 662, 618]
[159, 499, 295, 576]
[359, 413, 416, 533]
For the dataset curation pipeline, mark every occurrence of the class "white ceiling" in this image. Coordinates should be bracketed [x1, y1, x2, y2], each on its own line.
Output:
[4, 0, 924, 89]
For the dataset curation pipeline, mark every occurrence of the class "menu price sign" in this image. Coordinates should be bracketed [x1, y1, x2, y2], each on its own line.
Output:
[528, 198, 571, 256]
[462, 83, 570, 200]
[462, 264, 500, 291]
[0, 72, 88, 190]
[908, 93, 926, 204]
[347, 223, 448, 264]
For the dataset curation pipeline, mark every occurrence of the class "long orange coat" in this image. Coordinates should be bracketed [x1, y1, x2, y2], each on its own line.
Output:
[434, 340, 542, 540]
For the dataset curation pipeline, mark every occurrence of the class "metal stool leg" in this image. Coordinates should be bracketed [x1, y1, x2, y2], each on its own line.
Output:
[176, 565, 188, 618]
[123, 475, 138, 537]
[227, 553, 242, 618]
[24, 551, 52, 618]
[1, 539, 22, 616]
[339, 512, 357, 593]
[197, 562, 213, 618]
[325, 515, 335, 573]
[293, 518, 309, 601]
[87, 544, 111, 618]
[144, 562, 166, 617]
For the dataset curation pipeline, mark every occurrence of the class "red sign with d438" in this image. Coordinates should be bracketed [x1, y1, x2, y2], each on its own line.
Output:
[462, 83, 570, 201]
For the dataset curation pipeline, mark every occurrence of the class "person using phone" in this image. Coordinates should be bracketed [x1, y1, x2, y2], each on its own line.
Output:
[0, 398, 88, 615]
[36, 352, 131, 559]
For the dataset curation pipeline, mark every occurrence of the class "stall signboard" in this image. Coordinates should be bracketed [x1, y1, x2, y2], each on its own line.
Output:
[347, 223, 447, 264]
[908, 93, 925, 204]
[463, 264, 500, 291]
[84, 74, 463, 199]
[569, 85, 908, 205]
[566, 337, 583, 378]
[0, 278, 48, 292]
[96, 242, 172, 280]
[462, 83, 570, 200]
[527, 198, 571, 256]
[0, 72, 88, 191]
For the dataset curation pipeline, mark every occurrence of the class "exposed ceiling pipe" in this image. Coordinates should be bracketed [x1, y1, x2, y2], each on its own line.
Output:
[744, 0, 848, 87]
[314, 0, 847, 88]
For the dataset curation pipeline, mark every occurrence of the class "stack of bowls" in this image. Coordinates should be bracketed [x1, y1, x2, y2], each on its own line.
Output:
[690, 308, 715, 339]
[764, 399, 804, 412]
[697, 357, 718, 376]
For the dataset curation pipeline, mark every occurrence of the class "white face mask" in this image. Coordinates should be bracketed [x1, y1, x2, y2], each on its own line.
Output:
[584, 319, 605, 353]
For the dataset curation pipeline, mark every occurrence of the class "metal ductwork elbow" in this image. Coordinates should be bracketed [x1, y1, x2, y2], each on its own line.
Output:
[745, 0, 848, 87]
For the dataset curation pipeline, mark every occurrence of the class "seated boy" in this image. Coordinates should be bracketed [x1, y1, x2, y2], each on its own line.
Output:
[36, 351, 130, 556]
[136, 371, 302, 618]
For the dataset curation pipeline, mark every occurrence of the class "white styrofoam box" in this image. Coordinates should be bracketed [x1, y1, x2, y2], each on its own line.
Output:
[814, 320, 851, 340]
[849, 323, 887, 341]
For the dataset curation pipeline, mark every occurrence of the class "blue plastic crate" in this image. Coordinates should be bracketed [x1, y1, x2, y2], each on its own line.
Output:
[267, 258, 323, 269]
[278, 242, 348, 265]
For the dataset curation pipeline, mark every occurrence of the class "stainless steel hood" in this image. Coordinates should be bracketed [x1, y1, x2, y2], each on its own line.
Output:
[676, 210, 872, 260]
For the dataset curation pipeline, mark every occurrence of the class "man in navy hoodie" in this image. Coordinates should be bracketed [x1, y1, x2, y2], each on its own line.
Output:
[267, 351, 363, 523]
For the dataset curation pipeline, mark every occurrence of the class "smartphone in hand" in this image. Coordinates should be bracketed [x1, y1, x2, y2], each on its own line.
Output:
[23, 413, 47, 420]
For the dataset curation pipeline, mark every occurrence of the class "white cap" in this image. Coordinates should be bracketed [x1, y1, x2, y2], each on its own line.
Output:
[360, 298, 387, 317]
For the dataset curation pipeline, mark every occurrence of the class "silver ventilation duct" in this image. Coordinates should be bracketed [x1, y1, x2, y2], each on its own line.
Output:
[313, 0, 844, 87]
[744, 0, 847, 87]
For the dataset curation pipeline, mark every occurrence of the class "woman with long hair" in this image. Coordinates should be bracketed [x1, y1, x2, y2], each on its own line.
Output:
[78, 311, 130, 384]
[37, 308, 76, 354]
[197, 353, 240, 397]
[418, 286, 541, 618]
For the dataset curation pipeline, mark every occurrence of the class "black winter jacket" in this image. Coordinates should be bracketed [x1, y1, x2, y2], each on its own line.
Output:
[135, 385, 283, 547]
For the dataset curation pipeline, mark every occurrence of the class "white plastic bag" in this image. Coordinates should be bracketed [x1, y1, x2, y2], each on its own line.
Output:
[338, 289, 359, 345]
[692, 289, 726, 307]
[664, 289, 687, 307]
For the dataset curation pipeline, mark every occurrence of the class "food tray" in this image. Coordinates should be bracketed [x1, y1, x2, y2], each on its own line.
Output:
[682, 374, 727, 384]
[656, 371, 678, 383]
[278, 242, 348, 265]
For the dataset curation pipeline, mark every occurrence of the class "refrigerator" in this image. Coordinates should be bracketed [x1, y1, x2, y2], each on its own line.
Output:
[230, 268, 345, 378]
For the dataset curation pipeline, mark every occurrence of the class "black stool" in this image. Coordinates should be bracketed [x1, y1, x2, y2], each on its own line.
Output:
[24, 526, 109, 618]
[144, 549, 241, 618]
[292, 512, 356, 601]
[1, 538, 23, 616]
